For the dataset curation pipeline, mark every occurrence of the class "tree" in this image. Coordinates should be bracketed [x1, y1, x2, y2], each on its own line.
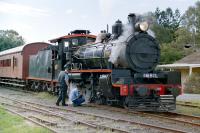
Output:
[155, 7, 181, 31]
[151, 24, 174, 44]
[143, 8, 194, 64]
[173, 27, 193, 48]
[182, 1, 200, 44]
[0, 30, 25, 52]
[153, 7, 181, 43]
[159, 43, 184, 64]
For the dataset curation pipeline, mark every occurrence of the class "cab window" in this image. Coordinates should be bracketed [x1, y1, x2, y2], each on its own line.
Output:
[64, 41, 69, 47]
[72, 39, 78, 46]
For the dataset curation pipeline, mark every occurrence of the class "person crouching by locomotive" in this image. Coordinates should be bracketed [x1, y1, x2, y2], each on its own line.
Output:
[56, 68, 69, 106]
[69, 83, 85, 107]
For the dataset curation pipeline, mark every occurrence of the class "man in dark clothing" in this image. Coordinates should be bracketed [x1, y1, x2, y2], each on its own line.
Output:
[56, 69, 69, 106]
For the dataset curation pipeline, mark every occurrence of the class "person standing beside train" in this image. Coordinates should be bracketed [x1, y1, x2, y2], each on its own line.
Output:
[56, 68, 69, 106]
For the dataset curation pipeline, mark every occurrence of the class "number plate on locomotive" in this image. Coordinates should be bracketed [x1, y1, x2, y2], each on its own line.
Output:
[143, 73, 158, 78]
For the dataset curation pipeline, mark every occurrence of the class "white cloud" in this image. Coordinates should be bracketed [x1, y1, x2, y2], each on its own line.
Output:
[0, 1, 49, 17]
[65, 9, 73, 14]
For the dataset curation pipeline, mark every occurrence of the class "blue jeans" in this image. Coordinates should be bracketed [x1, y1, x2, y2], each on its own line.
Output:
[72, 96, 85, 106]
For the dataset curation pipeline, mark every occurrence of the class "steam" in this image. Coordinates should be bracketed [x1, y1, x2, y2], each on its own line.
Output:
[147, 29, 155, 38]
[108, 24, 133, 65]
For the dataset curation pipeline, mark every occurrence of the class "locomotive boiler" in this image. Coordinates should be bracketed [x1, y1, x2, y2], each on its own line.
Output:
[73, 14, 159, 73]
[67, 13, 182, 111]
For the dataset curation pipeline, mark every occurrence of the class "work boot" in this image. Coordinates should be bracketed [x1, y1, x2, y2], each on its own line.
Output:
[62, 104, 68, 106]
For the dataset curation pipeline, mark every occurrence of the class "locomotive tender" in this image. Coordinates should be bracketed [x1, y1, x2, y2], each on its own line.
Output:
[0, 13, 182, 111]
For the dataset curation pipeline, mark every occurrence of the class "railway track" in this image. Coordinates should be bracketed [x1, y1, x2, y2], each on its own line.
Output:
[177, 102, 200, 109]
[88, 104, 200, 133]
[0, 97, 129, 133]
[0, 95, 195, 133]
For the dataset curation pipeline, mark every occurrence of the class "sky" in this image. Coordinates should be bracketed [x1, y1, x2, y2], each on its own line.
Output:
[0, 0, 198, 43]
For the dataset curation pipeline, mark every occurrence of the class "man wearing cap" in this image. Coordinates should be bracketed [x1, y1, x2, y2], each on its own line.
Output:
[56, 69, 69, 106]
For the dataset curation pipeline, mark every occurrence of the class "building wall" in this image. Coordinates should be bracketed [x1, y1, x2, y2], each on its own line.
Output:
[179, 69, 189, 89]
[179, 67, 200, 90]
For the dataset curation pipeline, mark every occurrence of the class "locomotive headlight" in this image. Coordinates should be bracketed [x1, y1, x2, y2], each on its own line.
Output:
[135, 21, 149, 32]
[139, 21, 149, 31]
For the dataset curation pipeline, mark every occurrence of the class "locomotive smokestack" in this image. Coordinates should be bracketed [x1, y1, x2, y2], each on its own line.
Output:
[128, 13, 136, 26]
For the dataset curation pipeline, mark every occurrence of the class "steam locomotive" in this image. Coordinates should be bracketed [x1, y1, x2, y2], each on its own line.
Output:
[61, 13, 181, 111]
[0, 13, 182, 111]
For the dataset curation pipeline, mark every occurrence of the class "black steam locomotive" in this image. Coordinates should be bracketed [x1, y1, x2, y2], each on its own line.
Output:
[60, 13, 182, 111]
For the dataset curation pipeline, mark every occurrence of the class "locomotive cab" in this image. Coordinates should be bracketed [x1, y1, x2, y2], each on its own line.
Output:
[49, 30, 96, 71]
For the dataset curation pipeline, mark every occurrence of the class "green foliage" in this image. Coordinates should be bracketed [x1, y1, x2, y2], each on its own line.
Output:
[0, 106, 51, 133]
[151, 24, 174, 44]
[153, 7, 181, 44]
[0, 30, 25, 52]
[174, 27, 193, 47]
[159, 43, 184, 64]
[184, 73, 200, 94]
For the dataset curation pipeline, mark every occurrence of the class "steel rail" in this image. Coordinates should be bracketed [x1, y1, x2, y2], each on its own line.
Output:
[177, 102, 200, 109]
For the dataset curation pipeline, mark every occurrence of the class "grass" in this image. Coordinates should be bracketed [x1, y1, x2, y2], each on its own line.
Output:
[0, 106, 52, 133]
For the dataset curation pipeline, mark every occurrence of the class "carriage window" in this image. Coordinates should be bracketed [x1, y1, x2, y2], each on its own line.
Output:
[0, 59, 11, 67]
[72, 39, 78, 46]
